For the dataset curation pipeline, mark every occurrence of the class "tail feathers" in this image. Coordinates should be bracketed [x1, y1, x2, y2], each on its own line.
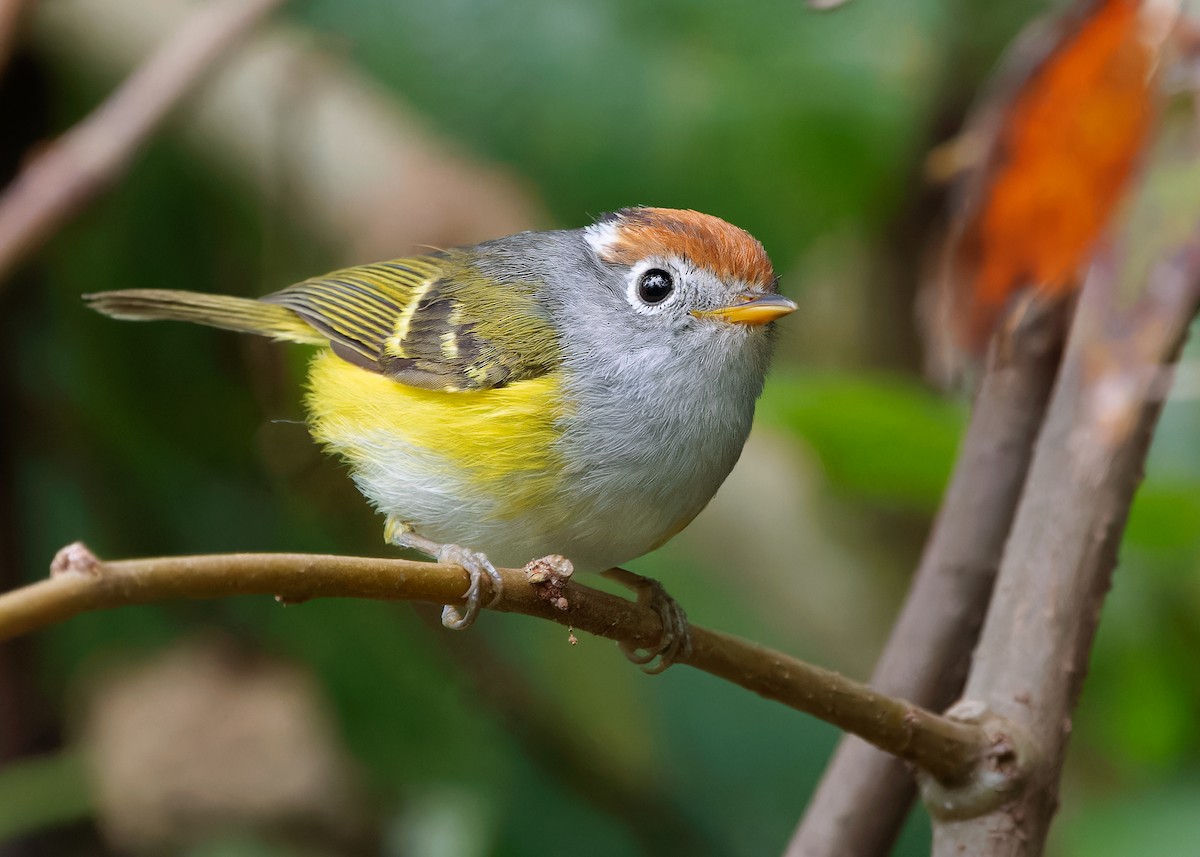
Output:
[84, 289, 326, 345]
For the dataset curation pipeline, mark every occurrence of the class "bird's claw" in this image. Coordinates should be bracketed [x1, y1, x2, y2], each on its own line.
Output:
[437, 544, 503, 630]
[603, 568, 693, 674]
[384, 519, 503, 631]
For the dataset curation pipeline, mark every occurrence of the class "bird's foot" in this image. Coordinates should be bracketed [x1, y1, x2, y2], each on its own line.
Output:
[602, 567, 693, 674]
[385, 518, 503, 630]
[435, 544, 504, 629]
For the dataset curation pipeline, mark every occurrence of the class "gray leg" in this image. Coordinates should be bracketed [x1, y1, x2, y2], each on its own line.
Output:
[386, 517, 504, 629]
[602, 567, 693, 674]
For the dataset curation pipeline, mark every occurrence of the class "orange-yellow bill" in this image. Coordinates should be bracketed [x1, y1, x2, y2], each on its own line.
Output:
[693, 294, 797, 326]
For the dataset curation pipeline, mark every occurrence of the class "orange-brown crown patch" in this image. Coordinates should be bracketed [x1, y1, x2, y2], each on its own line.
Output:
[588, 208, 776, 290]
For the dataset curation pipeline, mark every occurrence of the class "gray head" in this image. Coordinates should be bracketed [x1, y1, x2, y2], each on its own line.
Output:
[582, 205, 792, 344]
[453, 208, 797, 567]
[564, 207, 794, 387]
[474, 207, 794, 377]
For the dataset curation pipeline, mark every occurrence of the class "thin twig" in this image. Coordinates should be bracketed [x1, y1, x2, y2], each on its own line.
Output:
[786, 301, 1067, 857]
[0, 0, 286, 284]
[0, 545, 988, 785]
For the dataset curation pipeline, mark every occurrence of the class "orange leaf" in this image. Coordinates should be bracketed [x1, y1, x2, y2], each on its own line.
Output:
[930, 0, 1172, 364]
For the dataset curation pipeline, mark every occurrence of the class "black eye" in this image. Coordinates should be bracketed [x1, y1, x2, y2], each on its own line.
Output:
[637, 268, 675, 304]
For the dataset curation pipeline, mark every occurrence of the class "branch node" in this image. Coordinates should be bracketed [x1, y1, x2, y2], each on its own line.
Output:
[49, 541, 102, 578]
[918, 700, 1037, 820]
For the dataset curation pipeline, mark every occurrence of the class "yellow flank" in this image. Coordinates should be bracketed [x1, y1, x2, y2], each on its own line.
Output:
[304, 350, 565, 516]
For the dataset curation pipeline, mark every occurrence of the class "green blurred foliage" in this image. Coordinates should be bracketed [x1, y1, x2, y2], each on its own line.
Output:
[0, 751, 90, 839]
[1055, 778, 1200, 857]
[5, 1, 1200, 856]
[297, 0, 931, 248]
[758, 372, 964, 511]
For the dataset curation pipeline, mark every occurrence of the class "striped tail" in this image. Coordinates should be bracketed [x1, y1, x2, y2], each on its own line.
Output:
[84, 289, 326, 345]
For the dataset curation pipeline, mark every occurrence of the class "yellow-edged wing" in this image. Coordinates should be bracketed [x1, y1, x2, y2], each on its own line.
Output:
[264, 254, 559, 392]
[87, 253, 561, 393]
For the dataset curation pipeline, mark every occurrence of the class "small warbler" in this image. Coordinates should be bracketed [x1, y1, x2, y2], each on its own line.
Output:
[87, 207, 795, 639]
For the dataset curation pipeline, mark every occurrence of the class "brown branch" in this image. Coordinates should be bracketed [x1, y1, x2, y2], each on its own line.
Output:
[786, 301, 1067, 857]
[1, 544, 987, 785]
[0, 0, 285, 284]
[926, 237, 1200, 853]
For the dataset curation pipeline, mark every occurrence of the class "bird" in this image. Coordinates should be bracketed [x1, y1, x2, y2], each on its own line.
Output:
[85, 206, 795, 660]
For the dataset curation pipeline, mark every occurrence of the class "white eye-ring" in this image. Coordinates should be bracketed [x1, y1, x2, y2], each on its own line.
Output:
[626, 260, 683, 313]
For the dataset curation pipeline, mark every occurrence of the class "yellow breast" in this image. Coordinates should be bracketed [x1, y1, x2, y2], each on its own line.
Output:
[304, 350, 566, 521]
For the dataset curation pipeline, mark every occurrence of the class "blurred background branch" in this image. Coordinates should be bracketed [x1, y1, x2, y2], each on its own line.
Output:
[0, 0, 286, 285]
[788, 299, 1067, 857]
[0, 0, 25, 80]
[931, 246, 1200, 856]
[27, 0, 545, 267]
[929, 91, 1200, 854]
[793, 3, 1197, 853]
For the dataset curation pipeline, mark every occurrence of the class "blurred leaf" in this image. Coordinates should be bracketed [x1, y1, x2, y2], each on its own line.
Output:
[292, 0, 952, 252]
[1077, 556, 1200, 773]
[758, 371, 964, 510]
[1055, 779, 1200, 857]
[1091, 642, 1193, 766]
[1125, 483, 1200, 554]
[386, 789, 492, 857]
[929, 0, 1163, 361]
[0, 750, 91, 840]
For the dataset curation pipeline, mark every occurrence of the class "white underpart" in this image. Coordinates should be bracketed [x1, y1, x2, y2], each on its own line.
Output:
[344, 425, 586, 568]
[345, 432, 502, 539]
